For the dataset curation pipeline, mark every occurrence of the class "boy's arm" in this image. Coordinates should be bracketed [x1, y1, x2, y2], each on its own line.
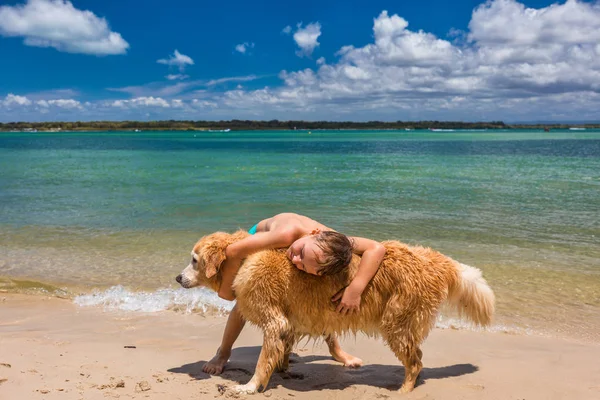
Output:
[218, 229, 297, 300]
[333, 236, 386, 314]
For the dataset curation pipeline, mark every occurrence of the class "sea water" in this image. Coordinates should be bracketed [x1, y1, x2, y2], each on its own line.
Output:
[1, 130, 599, 341]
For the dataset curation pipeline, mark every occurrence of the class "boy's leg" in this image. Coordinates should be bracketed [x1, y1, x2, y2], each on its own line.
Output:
[203, 303, 246, 374]
[325, 334, 363, 368]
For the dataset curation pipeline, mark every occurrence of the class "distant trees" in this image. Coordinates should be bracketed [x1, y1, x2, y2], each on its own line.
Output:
[0, 119, 594, 132]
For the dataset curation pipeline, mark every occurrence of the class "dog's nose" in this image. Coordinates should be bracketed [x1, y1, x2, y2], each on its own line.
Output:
[175, 274, 182, 284]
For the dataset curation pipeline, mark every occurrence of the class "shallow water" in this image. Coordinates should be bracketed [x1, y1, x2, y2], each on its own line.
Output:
[1, 130, 599, 341]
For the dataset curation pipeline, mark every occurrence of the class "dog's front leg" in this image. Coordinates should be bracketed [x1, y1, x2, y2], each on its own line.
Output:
[234, 320, 290, 394]
[276, 333, 296, 373]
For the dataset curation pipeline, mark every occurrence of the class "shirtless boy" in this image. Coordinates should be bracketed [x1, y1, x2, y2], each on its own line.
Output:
[203, 212, 386, 374]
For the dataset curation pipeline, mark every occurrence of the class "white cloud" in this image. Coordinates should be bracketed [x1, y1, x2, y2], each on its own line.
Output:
[108, 81, 199, 97]
[469, 0, 600, 47]
[191, 99, 218, 108]
[107, 75, 260, 98]
[293, 22, 321, 57]
[5, 1, 600, 122]
[171, 99, 185, 108]
[216, 1, 600, 120]
[157, 50, 194, 71]
[2, 93, 32, 107]
[166, 74, 189, 80]
[206, 75, 259, 86]
[0, 0, 128, 55]
[1, 94, 86, 115]
[282, 25, 292, 34]
[47, 99, 82, 109]
[235, 42, 255, 54]
[111, 97, 171, 109]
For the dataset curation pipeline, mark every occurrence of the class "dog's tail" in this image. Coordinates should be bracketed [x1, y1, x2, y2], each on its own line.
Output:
[447, 262, 495, 326]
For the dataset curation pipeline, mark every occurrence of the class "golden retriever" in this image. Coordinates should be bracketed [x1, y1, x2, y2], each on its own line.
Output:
[176, 230, 495, 394]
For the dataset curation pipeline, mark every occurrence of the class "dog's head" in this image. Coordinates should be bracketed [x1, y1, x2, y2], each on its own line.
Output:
[176, 230, 248, 291]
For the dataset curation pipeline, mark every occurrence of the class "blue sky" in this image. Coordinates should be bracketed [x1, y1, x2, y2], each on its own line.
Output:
[1, 0, 600, 122]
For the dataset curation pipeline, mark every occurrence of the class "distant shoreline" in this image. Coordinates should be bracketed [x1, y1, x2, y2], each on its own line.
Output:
[1, 120, 600, 133]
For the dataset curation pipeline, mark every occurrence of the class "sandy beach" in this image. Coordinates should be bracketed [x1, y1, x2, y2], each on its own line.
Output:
[0, 293, 598, 400]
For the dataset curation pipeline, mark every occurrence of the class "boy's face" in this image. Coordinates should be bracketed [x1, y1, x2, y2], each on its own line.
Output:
[286, 235, 324, 275]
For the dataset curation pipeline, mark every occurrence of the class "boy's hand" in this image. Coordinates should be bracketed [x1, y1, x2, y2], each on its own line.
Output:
[331, 286, 361, 315]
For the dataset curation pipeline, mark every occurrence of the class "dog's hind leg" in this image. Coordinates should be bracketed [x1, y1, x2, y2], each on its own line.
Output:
[278, 352, 290, 373]
[399, 345, 423, 393]
[276, 333, 305, 380]
[276, 333, 296, 373]
[381, 302, 429, 394]
[384, 333, 423, 394]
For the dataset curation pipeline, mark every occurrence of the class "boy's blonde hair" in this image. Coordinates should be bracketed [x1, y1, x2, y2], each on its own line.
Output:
[314, 231, 354, 276]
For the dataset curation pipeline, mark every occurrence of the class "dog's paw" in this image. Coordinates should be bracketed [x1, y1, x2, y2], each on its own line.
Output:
[398, 384, 415, 394]
[232, 382, 259, 395]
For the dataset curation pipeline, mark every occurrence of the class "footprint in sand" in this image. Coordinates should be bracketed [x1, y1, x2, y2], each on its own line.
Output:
[135, 380, 151, 392]
[465, 383, 485, 390]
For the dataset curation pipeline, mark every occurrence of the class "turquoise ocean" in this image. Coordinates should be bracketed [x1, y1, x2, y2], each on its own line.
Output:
[1, 130, 599, 341]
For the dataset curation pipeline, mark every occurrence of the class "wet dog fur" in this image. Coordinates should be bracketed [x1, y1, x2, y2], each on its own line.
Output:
[177, 230, 495, 394]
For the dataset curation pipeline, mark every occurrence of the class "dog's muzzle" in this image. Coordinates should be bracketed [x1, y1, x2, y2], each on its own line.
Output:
[176, 274, 193, 288]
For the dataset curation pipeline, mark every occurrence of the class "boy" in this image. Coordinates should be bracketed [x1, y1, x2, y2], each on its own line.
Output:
[203, 212, 386, 374]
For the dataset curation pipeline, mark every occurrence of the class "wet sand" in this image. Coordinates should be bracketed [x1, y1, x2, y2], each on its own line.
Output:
[1, 293, 599, 400]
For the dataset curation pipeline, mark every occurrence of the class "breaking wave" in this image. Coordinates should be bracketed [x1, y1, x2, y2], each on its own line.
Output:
[74, 285, 234, 315]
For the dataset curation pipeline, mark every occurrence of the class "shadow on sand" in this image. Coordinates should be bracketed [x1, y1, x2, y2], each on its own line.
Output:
[168, 346, 479, 392]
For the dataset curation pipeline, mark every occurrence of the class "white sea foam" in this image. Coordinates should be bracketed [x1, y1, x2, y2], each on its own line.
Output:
[435, 314, 531, 336]
[74, 285, 234, 315]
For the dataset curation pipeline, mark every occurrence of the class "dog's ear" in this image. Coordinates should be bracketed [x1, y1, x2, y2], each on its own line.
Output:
[205, 249, 226, 279]
[200, 230, 249, 279]
[201, 232, 230, 279]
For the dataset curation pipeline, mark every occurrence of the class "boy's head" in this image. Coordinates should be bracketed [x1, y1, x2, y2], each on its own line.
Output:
[286, 230, 353, 276]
